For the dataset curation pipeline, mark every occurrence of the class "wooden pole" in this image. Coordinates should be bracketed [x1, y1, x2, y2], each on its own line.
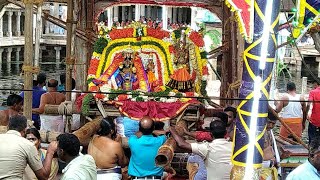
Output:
[23, 0, 35, 122]
[268, 105, 308, 149]
[65, 0, 74, 101]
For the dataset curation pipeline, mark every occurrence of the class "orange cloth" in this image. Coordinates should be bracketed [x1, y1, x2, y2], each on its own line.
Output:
[280, 118, 303, 138]
[147, 71, 157, 84]
[170, 68, 192, 81]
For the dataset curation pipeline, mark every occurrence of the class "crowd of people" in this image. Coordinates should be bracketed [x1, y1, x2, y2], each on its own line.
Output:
[0, 74, 319, 179]
[98, 16, 191, 31]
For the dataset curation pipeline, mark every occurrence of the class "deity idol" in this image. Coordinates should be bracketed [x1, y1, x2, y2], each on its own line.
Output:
[167, 32, 193, 92]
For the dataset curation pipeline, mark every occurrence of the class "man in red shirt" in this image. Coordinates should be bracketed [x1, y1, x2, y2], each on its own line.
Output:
[307, 80, 320, 144]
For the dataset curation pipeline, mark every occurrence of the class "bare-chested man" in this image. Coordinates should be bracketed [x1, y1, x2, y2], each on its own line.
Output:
[88, 118, 128, 180]
[32, 79, 66, 132]
[0, 94, 23, 126]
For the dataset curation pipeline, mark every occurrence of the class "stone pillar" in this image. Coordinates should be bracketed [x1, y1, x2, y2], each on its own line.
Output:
[317, 56, 320, 77]
[172, 7, 177, 23]
[191, 7, 197, 30]
[40, 46, 46, 60]
[0, 48, 3, 64]
[135, 4, 140, 21]
[167, 7, 172, 24]
[178, 8, 183, 23]
[113, 6, 119, 22]
[53, 3, 59, 33]
[54, 46, 62, 60]
[147, 6, 151, 19]
[128, 6, 133, 21]
[45, 19, 50, 34]
[0, 15, 3, 37]
[107, 7, 113, 29]
[140, 5, 145, 18]
[16, 47, 21, 61]
[7, 11, 13, 37]
[16, 11, 21, 36]
[162, 5, 168, 30]
[34, 4, 43, 67]
[7, 47, 12, 62]
[301, 77, 308, 95]
[121, 6, 126, 21]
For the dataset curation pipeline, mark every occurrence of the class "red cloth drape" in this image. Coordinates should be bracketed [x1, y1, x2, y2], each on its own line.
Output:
[117, 100, 199, 121]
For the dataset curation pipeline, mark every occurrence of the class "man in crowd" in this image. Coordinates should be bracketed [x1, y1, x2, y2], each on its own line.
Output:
[286, 138, 320, 179]
[0, 115, 57, 179]
[33, 79, 66, 132]
[0, 94, 23, 126]
[260, 112, 280, 180]
[307, 80, 320, 143]
[224, 106, 237, 140]
[88, 118, 128, 179]
[57, 133, 97, 180]
[184, 112, 229, 142]
[170, 120, 233, 180]
[128, 117, 166, 179]
[20, 73, 46, 129]
[275, 82, 306, 139]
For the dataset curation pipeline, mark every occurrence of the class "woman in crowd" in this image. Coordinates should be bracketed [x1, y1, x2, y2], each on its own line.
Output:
[23, 128, 59, 180]
[88, 118, 128, 180]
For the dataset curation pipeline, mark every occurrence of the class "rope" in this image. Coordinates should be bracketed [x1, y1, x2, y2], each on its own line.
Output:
[58, 101, 73, 115]
[22, 65, 40, 74]
[65, 57, 75, 65]
[226, 80, 241, 99]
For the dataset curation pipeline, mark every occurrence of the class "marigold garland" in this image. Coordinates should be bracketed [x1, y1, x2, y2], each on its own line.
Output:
[93, 38, 109, 54]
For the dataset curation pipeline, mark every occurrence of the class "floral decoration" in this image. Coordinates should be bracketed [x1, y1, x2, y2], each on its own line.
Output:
[87, 22, 209, 102]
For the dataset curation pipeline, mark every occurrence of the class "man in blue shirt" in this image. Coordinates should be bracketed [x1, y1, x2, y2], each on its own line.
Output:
[286, 138, 320, 179]
[20, 73, 46, 129]
[128, 117, 166, 180]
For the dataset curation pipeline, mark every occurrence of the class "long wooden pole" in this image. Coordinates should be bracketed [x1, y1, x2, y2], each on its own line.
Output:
[23, 0, 34, 122]
[268, 105, 308, 149]
[65, 0, 74, 101]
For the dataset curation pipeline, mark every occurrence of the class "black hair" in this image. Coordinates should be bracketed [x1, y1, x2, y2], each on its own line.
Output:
[287, 82, 296, 91]
[47, 79, 58, 88]
[224, 106, 237, 118]
[212, 112, 229, 127]
[7, 94, 23, 106]
[154, 121, 165, 130]
[37, 73, 47, 85]
[60, 74, 66, 84]
[57, 133, 80, 157]
[97, 118, 116, 139]
[312, 79, 320, 85]
[26, 127, 41, 140]
[309, 137, 320, 157]
[139, 120, 155, 135]
[72, 78, 76, 90]
[8, 115, 27, 132]
[33, 80, 38, 87]
[209, 120, 227, 139]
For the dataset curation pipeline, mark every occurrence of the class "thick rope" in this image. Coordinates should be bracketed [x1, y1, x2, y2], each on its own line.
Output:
[58, 101, 73, 115]
[22, 65, 40, 74]
[226, 80, 241, 99]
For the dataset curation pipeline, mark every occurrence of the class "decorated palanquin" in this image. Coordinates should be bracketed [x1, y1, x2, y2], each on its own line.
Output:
[86, 23, 208, 120]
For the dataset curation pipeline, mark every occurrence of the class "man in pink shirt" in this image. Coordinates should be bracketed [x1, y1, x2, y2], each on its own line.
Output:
[307, 80, 320, 144]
